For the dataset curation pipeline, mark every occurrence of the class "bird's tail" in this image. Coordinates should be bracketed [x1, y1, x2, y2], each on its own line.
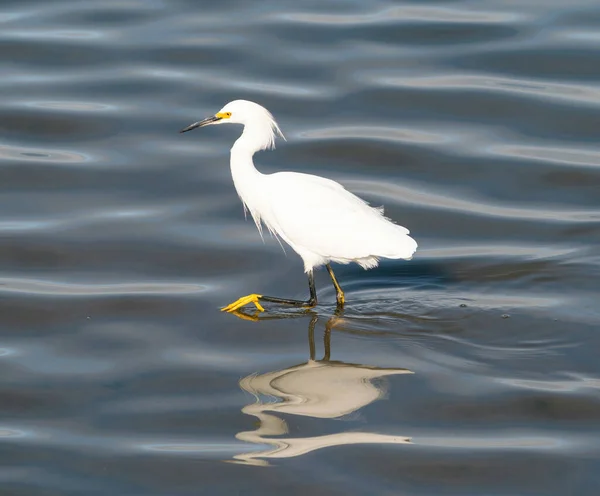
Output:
[371, 221, 418, 260]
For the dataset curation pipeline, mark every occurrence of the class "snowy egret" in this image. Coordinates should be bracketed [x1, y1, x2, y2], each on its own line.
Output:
[180, 100, 417, 312]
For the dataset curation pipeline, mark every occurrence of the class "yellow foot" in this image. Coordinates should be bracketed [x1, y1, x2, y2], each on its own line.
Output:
[336, 292, 345, 307]
[221, 294, 265, 313]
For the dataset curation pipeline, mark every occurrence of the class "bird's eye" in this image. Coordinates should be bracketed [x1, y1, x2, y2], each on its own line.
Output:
[225, 112, 232, 117]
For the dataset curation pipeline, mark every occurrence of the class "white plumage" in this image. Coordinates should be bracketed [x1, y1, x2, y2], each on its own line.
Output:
[181, 99, 417, 312]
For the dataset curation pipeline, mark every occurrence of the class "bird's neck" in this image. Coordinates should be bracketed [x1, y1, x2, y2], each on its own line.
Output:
[230, 129, 262, 177]
[231, 122, 271, 155]
[229, 128, 264, 210]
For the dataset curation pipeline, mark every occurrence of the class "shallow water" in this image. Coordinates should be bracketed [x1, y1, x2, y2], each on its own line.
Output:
[1, 0, 600, 494]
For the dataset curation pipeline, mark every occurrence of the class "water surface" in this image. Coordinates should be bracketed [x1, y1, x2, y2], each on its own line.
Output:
[1, 0, 600, 494]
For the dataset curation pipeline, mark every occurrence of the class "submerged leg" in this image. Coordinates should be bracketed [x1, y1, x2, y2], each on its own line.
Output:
[221, 272, 317, 313]
[326, 263, 345, 308]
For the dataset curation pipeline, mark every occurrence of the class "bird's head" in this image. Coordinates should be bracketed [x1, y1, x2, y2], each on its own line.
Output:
[180, 100, 284, 150]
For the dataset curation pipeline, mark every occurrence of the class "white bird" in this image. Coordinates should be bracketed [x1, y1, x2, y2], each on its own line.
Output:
[180, 100, 417, 313]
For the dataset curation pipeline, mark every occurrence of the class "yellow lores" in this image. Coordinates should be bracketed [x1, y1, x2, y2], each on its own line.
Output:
[180, 100, 417, 313]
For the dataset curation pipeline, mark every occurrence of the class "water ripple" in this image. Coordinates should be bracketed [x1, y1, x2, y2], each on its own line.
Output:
[300, 125, 448, 145]
[0, 144, 90, 164]
[0, 277, 206, 296]
[498, 374, 600, 392]
[275, 7, 522, 26]
[347, 178, 600, 222]
[368, 73, 600, 107]
[491, 144, 600, 168]
[22, 100, 117, 112]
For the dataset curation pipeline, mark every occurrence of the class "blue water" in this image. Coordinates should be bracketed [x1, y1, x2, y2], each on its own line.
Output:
[1, 1, 600, 494]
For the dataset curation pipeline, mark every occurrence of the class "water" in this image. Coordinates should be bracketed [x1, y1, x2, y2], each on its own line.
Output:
[1, 0, 600, 494]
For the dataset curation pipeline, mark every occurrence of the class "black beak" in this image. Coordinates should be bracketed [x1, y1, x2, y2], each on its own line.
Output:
[179, 115, 221, 133]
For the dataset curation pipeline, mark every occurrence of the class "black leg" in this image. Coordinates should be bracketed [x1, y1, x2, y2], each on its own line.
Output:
[325, 264, 345, 308]
[221, 272, 317, 313]
[258, 271, 317, 307]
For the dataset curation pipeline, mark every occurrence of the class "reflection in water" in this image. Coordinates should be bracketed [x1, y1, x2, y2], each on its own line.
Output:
[232, 314, 412, 466]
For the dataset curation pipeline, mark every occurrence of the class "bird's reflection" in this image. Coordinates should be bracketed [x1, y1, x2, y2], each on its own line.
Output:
[231, 312, 412, 466]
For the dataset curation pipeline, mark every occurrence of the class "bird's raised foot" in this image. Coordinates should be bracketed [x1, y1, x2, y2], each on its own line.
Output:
[221, 293, 265, 313]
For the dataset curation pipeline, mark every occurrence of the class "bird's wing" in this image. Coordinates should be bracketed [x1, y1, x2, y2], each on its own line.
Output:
[264, 172, 415, 261]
